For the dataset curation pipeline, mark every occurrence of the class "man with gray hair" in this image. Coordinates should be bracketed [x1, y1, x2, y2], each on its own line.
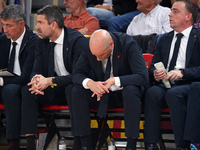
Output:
[63, 0, 99, 35]
[127, 0, 172, 36]
[0, 4, 38, 150]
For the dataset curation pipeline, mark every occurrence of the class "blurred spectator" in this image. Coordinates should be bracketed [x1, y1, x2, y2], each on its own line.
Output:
[0, 0, 6, 34]
[192, 0, 200, 28]
[87, 0, 139, 32]
[8, 0, 25, 10]
[63, 0, 99, 35]
[127, 0, 172, 36]
[160, 0, 172, 7]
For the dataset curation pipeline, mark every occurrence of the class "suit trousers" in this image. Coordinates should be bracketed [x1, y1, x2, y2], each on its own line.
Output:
[184, 82, 200, 142]
[21, 85, 71, 135]
[144, 84, 191, 148]
[70, 84, 143, 138]
[1, 84, 22, 139]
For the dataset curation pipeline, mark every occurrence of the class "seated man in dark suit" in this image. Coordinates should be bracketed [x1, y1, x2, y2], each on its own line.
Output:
[0, 4, 38, 150]
[183, 82, 200, 150]
[20, 5, 87, 150]
[71, 29, 149, 150]
[144, 0, 200, 149]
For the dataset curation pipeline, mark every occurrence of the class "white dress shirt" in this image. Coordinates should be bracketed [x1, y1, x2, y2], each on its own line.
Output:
[51, 29, 69, 76]
[82, 46, 122, 92]
[0, 27, 26, 86]
[126, 5, 172, 36]
[166, 26, 192, 71]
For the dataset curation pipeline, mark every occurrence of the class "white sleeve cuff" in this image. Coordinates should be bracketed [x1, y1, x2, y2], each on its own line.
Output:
[82, 78, 92, 89]
[0, 77, 4, 86]
[114, 77, 121, 87]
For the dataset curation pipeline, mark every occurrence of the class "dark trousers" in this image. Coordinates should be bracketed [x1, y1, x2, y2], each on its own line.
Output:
[1, 84, 22, 139]
[21, 85, 71, 135]
[70, 84, 143, 138]
[184, 82, 200, 142]
[144, 84, 190, 148]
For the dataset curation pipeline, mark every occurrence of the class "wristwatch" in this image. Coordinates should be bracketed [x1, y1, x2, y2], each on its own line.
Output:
[51, 77, 57, 88]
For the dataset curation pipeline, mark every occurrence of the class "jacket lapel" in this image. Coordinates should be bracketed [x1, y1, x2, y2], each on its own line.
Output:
[186, 27, 197, 67]
[163, 32, 174, 68]
[63, 28, 70, 73]
[111, 34, 121, 76]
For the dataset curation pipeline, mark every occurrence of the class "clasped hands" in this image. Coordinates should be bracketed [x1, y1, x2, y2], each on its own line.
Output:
[154, 69, 183, 82]
[87, 77, 115, 101]
[28, 74, 53, 95]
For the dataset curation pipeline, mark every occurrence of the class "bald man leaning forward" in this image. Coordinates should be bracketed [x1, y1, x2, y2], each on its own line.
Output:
[70, 29, 149, 150]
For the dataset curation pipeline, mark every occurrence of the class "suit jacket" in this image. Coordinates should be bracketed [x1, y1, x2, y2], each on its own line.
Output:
[0, 27, 39, 85]
[31, 26, 87, 87]
[150, 27, 200, 83]
[73, 32, 149, 88]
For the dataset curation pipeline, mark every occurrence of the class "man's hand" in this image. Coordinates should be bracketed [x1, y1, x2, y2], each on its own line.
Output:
[104, 77, 115, 89]
[78, 28, 88, 35]
[28, 75, 53, 95]
[153, 70, 166, 81]
[165, 70, 183, 81]
[33, 75, 52, 92]
[94, 4, 110, 10]
[87, 80, 109, 101]
[28, 75, 43, 95]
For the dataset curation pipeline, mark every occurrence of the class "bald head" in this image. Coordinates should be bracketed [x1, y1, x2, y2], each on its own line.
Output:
[89, 29, 113, 61]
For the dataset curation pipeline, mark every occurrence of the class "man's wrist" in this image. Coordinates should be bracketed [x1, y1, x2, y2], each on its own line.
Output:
[51, 77, 57, 88]
[179, 69, 184, 77]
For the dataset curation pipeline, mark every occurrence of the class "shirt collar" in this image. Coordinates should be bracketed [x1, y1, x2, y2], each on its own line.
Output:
[50, 28, 64, 45]
[174, 26, 193, 38]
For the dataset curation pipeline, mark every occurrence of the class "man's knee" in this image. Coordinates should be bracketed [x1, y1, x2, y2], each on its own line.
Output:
[2, 84, 21, 93]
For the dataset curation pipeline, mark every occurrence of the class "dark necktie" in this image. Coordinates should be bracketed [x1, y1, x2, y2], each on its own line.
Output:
[98, 57, 111, 118]
[8, 42, 17, 72]
[48, 42, 56, 76]
[168, 33, 184, 71]
[104, 56, 111, 80]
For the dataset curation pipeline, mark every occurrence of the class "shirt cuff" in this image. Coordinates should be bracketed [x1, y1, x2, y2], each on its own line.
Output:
[0, 77, 4, 86]
[114, 77, 121, 87]
[82, 78, 91, 89]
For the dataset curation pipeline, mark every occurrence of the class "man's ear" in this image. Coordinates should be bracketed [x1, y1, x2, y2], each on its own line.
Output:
[19, 21, 25, 29]
[50, 21, 58, 30]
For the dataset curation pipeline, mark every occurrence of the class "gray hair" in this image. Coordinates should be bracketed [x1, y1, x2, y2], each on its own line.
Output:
[0, 4, 25, 23]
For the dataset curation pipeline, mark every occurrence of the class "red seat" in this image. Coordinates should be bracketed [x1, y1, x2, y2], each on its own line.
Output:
[42, 105, 69, 111]
[0, 103, 5, 110]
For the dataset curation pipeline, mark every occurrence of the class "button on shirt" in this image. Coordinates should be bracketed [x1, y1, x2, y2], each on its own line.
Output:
[126, 5, 172, 36]
[166, 26, 192, 71]
[51, 28, 69, 76]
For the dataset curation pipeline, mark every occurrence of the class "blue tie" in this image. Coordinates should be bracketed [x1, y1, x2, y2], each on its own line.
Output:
[169, 33, 184, 71]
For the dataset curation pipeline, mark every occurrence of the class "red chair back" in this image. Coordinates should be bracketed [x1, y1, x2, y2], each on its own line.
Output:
[143, 53, 154, 70]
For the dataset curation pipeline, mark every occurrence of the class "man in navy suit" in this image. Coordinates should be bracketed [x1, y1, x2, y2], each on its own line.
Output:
[71, 29, 149, 149]
[184, 82, 200, 150]
[144, 0, 200, 149]
[0, 4, 38, 150]
[20, 5, 87, 150]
